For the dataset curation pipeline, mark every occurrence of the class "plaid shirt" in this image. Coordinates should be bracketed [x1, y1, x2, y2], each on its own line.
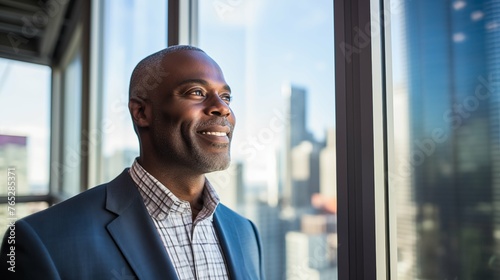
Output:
[129, 160, 229, 280]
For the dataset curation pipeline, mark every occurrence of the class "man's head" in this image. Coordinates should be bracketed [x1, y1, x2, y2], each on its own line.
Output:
[128, 45, 236, 175]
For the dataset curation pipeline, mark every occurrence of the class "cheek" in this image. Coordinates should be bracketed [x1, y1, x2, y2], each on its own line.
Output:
[229, 110, 236, 127]
[151, 109, 178, 137]
[156, 104, 185, 124]
[169, 108, 203, 135]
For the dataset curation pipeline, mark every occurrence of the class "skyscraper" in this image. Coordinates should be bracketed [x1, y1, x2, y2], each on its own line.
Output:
[245, 200, 285, 280]
[404, 0, 500, 278]
[288, 86, 308, 148]
[486, 2, 500, 277]
[286, 214, 337, 280]
[291, 141, 321, 208]
[283, 84, 323, 209]
[319, 128, 336, 199]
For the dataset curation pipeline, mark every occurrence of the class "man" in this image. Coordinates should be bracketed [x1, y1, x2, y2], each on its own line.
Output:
[0, 45, 264, 279]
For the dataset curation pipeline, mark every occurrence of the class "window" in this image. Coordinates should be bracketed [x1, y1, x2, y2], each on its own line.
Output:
[197, 1, 337, 279]
[0, 58, 51, 230]
[10, 0, 498, 277]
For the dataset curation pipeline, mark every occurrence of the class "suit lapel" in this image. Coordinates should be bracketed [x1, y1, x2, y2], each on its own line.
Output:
[214, 207, 250, 280]
[105, 170, 179, 280]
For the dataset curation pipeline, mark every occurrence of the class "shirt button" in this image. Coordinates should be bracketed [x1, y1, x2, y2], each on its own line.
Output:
[157, 213, 166, 220]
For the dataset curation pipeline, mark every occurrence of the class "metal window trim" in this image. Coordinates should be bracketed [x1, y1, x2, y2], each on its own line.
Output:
[80, 0, 91, 192]
[371, 0, 391, 279]
[50, 25, 85, 196]
[335, 0, 389, 279]
[168, 0, 198, 46]
[87, 0, 105, 188]
[381, 0, 399, 278]
[49, 0, 91, 197]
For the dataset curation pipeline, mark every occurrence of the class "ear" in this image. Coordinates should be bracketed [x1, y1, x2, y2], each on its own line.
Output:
[129, 97, 152, 128]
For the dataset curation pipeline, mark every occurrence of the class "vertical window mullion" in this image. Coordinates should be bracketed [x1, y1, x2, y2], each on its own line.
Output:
[335, 0, 385, 279]
[168, 0, 198, 46]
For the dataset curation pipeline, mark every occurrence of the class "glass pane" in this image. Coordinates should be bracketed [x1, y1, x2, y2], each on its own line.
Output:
[100, 0, 167, 182]
[61, 48, 82, 196]
[387, 0, 500, 278]
[198, 1, 336, 279]
[0, 58, 51, 196]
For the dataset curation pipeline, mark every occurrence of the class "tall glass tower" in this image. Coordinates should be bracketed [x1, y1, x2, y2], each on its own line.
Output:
[405, 0, 500, 278]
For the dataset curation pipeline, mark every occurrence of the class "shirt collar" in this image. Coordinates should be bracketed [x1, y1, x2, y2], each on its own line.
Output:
[129, 159, 220, 221]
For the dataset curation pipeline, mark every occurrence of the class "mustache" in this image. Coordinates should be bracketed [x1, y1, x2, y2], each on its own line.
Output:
[196, 118, 234, 131]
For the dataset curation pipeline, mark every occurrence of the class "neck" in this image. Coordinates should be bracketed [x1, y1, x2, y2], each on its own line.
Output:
[159, 175, 206, 222]
[138, 157, 206, 211]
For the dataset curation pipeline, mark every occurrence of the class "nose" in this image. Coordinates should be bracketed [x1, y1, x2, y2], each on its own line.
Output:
[205, 95, 231, 117]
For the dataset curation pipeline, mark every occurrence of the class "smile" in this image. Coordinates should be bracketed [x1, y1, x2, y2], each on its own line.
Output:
[199, 131, 228, 136]
[197, 125, 231, 145]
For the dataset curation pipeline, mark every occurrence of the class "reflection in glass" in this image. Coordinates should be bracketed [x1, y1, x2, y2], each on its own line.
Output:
[199, 1, 336, 279]
[388, 0, 500, 278]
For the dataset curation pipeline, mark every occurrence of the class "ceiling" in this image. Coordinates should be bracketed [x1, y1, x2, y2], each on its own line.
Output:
[0, 0, 73, 65]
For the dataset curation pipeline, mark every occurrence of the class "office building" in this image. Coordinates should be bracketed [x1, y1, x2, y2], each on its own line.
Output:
[286, 214, 337, 280]
[404, 0, 500, 278]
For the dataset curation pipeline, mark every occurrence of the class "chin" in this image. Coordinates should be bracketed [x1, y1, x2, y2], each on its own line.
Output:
[207, 159, 231, 172]
[194, 153, 231, 173]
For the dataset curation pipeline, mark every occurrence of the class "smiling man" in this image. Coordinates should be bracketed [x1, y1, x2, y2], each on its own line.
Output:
[0, 45, 264, 280]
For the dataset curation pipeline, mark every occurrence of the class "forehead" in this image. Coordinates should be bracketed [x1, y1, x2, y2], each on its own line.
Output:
[162, 50, 226, 82]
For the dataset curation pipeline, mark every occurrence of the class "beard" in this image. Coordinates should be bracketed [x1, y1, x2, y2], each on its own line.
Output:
[189, 141, 231, 172]
[151, 114, 232, 174]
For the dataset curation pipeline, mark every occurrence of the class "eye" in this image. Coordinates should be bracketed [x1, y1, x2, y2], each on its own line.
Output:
[220, 93, 232, 104]
[190, 89, 205, 97]
[185, 89, 207, 100]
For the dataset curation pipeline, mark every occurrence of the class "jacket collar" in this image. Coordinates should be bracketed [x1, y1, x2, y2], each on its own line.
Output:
[105, 169, 179, 280]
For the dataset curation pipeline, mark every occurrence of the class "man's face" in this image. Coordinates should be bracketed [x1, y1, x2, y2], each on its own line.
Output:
[149, 50, 236, 174]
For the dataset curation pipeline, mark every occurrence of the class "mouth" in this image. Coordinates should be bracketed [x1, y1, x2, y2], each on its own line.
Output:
[199, 131, 228, 136]
[196, 125, 231, 144]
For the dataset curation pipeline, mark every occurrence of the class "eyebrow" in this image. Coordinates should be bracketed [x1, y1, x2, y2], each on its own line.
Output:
[178, 78, 231, 92]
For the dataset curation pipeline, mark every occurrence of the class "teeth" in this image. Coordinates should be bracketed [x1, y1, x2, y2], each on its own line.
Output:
[200, 132, 226, 136]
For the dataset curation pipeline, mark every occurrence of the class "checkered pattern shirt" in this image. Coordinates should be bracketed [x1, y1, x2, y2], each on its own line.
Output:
[129, 160, 229, 280]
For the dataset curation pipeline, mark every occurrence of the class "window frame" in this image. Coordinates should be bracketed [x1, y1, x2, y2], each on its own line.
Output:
[50, 0, 91, 201]
[335, 0, 390, 279]
[0, 0, 92, 206]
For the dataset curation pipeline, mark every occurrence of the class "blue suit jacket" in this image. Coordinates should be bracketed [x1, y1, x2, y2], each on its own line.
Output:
[0, 170, 264, 279]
